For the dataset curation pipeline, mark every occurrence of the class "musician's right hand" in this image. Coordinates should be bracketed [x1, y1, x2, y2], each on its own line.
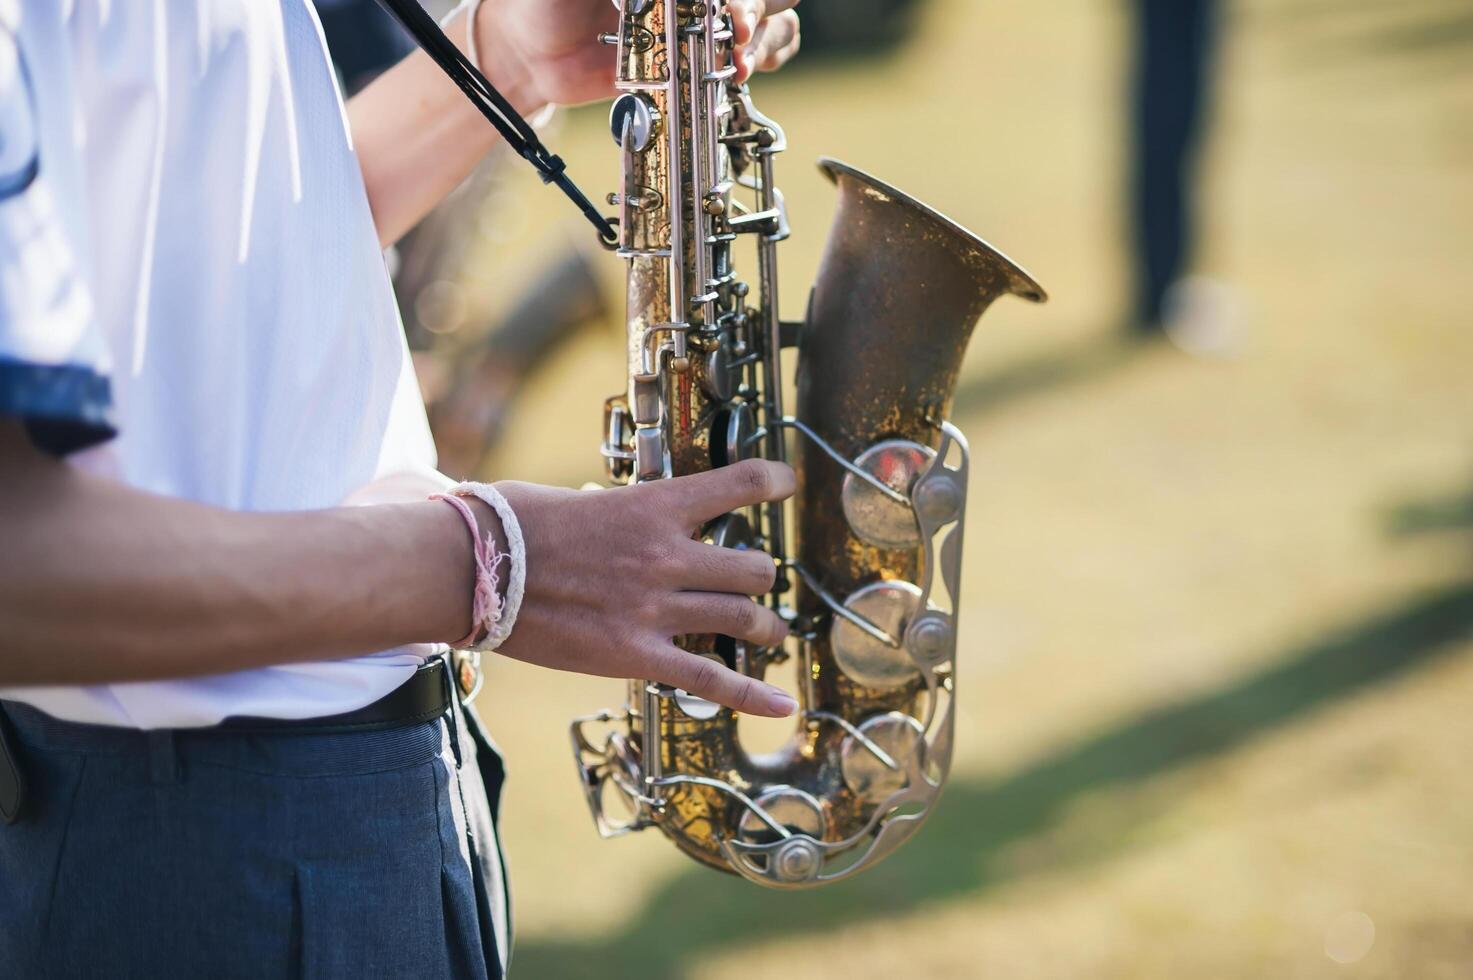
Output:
[494, 459, 798, 718]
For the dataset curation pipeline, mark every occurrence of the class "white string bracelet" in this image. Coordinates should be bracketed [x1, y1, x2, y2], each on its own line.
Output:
[459, 0, 557, 129]
[436, 481, 526, 651]
[461, 0, 488, 71]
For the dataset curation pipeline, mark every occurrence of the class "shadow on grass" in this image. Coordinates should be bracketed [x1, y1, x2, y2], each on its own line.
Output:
[1275, 0, 1473, 76]
[1365, 10, 1473, 56]
[1385, 484, 1473, 537]
[951, 331, 1146, 422]
[515, 581, 1473, 978]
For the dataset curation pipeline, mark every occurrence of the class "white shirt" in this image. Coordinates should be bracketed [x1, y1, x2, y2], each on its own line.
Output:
[0, 0, 449, 728]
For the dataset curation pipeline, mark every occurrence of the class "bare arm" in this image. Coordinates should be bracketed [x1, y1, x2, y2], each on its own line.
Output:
[0, 421, 798, 716]
[351, 0, 801, 247]
[0, 421, 482, 686]
[349, 6, 534, 248]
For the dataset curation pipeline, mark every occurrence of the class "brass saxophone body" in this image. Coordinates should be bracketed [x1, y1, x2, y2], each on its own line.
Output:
[571, 0, 1046, 887]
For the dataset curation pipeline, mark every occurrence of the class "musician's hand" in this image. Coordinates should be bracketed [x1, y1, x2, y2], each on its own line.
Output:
[494, 459, 798, 717]
[479, 0, 802, 110]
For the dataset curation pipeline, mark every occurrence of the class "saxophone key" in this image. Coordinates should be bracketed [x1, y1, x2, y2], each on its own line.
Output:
[699, 345, 736, 401]
[829, 580, 925, 690]
[839, 712, 926, 803]
[709, 402, 756, 467]
[736, 786, 827, 847]
[609, 94, 661, 152]
[841, 439, 934, 549]
[634, 427, 667, 481]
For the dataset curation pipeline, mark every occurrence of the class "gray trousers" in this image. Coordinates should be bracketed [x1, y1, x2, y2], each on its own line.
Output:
[0, 693, 510, 979]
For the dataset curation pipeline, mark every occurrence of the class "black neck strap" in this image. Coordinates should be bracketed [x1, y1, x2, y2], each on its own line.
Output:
[373, 0, 617, 246]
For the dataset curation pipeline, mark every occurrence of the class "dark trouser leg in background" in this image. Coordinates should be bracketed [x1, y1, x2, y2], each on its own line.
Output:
[1130, 0, 1220, 331]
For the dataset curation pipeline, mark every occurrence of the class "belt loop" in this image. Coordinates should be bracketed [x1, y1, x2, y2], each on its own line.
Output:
[453, 649, 484, 705]
[441, 657, 464, 770]
[147, 730, 180, 785]
[0, 702, 28, 824]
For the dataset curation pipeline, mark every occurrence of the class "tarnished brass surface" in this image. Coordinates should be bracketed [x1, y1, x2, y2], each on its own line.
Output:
[796, 156, 1046, 662]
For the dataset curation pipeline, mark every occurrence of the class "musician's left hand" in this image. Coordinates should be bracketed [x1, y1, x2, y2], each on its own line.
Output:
[478, 0, 803, 111]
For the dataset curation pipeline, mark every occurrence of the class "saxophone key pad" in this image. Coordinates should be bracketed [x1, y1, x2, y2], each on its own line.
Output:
[840, 711, 926, 802]
[609, 94, 660, 153]
[830, 580, 924, 689]
[841, 440, 935, 549]
[634, 427, 666, 481]
[673, 694, 722, 721]
[700, 345, 735, 402]
[710, 401, 756, 467]
[702, 512, 754, 551]
[737, 785, 827, 846]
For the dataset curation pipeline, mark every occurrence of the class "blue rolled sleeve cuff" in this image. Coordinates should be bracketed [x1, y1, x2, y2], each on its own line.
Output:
[0, 356, 115, 456]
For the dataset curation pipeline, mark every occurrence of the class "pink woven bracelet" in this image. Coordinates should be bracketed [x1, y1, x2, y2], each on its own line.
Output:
[433, 492, 509, 649]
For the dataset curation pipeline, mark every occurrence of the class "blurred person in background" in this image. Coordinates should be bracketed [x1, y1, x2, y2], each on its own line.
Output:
[1129, 0, 1236, 353]
[0, 2, 800, 977]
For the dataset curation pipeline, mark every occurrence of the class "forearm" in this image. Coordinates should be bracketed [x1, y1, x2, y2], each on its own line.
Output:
[350, 6, 540, 247]
[0, 426, 480, 686]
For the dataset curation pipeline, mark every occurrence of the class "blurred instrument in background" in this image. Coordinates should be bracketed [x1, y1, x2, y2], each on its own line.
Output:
[570, 0, 1046, 887]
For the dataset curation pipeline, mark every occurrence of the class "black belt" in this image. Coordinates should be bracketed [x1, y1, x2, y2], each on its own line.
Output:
[216, 657, 455, 735]
[0, 655, 479, 824]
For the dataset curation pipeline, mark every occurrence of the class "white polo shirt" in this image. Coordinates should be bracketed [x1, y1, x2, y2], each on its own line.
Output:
[0, 1, 449, 728]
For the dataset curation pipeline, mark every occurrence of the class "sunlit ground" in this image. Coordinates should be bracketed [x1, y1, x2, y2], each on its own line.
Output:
[438, 0, 1473, 975]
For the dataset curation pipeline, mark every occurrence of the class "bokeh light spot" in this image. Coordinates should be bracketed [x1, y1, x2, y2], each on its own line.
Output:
[1324, 910, 1375, 965]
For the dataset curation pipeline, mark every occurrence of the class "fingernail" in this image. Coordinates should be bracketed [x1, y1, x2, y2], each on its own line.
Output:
[764, 689, 798, 716]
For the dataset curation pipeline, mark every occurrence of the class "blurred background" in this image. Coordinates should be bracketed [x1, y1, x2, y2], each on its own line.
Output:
[331, 0, 1473, 975]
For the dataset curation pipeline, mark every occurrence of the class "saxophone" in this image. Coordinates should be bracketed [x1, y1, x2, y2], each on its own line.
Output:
[570, 0, 1046, 888]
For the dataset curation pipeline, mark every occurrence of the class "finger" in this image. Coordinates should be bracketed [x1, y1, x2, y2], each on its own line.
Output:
[736, 19, 760, 81]
[734, 2, 799, 81]
[741, 19, 771, 79]
[662, 459, 797, 528]
[729, 0, 766, 45]
[664, 593, 789, 647]
[652, 645, 798, 717]
[733, 42, 756, 84]
[674, 539, 777, 595]
[759, 36, 800, 74]
[755, 11, 800, 72]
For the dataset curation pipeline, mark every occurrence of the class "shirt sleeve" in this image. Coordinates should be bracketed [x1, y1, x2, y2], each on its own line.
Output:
[0, 24, 115, 456]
